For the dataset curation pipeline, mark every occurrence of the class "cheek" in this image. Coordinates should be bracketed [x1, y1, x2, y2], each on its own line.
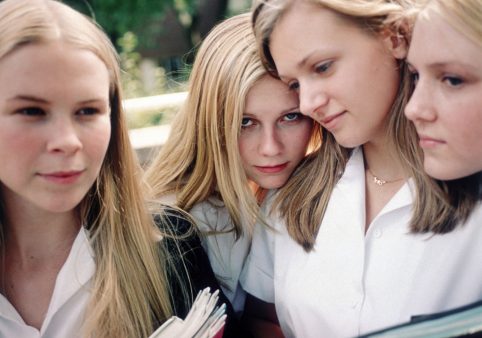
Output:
[0, 127, 42, 168]
[238, 134, 254, 165]
[290, 123, 314, 156]
[450, 110, 482, 157]
[82, 120, 111, 165]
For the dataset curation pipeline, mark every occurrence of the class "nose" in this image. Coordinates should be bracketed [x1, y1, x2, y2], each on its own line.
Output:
[259, 127, 283, 157]
[299, 80, 329, 122]
[405, 79, 437, 123]
[46, 116, 83, 154]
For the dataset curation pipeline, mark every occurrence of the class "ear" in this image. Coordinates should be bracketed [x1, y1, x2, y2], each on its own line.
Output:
[381, 25, 408, 60]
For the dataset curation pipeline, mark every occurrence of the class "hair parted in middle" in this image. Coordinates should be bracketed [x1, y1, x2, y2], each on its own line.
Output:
[251, 0, 463, 251]
[145, 12, 321, 238]
[0, 0, 189, 336]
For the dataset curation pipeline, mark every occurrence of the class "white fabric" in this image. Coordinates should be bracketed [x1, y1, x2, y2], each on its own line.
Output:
[241, 148, 482, 337]
[0, 228, 95, 338]
[161, 195, 251, 314]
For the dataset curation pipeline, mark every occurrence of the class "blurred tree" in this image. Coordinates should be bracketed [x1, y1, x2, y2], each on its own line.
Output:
[65, 0, 228, 52]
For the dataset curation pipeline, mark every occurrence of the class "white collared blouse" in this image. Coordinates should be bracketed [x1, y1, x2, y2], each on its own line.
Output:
[0, 228, 94, 338]
[241, 148, 482, 337]
[186, 197, 251, 315]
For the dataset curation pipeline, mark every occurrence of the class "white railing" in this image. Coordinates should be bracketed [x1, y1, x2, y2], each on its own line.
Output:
[124, 92, 187, 164]
[123, 91, 187, 117]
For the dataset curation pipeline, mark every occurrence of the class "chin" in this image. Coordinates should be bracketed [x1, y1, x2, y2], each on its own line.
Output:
[424, 163, 473, 181]
[256, 180, 285, 190]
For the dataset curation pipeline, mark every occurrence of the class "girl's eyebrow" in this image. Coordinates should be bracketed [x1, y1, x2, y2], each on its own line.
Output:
[8, 96, 108, 105]
[8, 95, 49, 103]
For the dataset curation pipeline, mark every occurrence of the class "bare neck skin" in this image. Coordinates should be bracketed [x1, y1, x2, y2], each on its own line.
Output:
[362, 136, 407, 231]
[1, 202, 81, 330]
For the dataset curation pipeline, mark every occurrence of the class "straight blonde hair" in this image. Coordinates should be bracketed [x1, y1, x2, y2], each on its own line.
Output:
[0, 1, 181, 336]
[252, 0, 464, 251]
[145, 13, 321, 238]
[410, 0, 482, 221]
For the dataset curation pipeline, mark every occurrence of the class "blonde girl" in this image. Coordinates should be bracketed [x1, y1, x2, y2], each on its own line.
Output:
[241, 0, 482, 337]
[145, 13, 318, 315]
[0, 1, 234, 337]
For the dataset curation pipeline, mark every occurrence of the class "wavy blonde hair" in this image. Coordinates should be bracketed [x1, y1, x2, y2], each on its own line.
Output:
[0, 0, 178, 336]
[252, 0, 463, 251]
[145, 13, 321, 238]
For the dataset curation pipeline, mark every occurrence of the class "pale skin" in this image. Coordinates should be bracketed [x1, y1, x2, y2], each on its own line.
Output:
[240, 76, 312, 337]
[239, 74, 313, 191]
[0, 41, 111, 329]
[405, 9, 482, 180]
[244, 2, 409, 336]
[269, 0, 407, 229]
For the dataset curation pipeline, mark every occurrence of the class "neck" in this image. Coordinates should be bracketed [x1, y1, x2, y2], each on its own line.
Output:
[362, 141, 406, 182]
[4, 204, 80, 266]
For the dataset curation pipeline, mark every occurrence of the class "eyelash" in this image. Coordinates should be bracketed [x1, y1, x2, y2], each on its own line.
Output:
[283, 112, 302, 122]
[241, 112, 303, 129]
[17, 107, 46, 116]
[287, 61, 334, 92]
[241, 117, 254, 128]
[442, 75, 464, 87]
[77, 107, 100, 115]
[410, 70, 419, 85]
[315, 61, 333, 74]
[15, 106, 103, 118]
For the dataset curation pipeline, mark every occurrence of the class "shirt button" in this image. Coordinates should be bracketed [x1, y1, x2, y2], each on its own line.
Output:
[374, 229, 382, 238]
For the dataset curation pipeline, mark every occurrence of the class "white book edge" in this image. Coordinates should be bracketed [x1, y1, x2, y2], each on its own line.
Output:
[149, 288, 226, 338]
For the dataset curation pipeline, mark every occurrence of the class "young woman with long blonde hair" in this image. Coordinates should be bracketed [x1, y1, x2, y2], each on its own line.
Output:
[240, 0, 482, 336]
[0, 1, 235, 337]
[145, 13, 319, 316]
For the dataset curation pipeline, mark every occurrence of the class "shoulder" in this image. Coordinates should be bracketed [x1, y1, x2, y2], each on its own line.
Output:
[154, 207, 197, 237]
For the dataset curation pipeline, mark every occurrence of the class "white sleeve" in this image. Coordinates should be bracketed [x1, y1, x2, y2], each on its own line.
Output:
[240, 192, 277, 303]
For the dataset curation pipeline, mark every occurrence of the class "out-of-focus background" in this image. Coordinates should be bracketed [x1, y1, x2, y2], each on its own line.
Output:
[65, 0, 252, 163]
[67, 0, 251, 126]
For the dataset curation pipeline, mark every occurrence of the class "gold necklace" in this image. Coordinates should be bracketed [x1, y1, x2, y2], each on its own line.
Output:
[367, 169, 404, 186]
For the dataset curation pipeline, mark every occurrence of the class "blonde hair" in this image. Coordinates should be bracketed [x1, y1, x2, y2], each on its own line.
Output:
[422, 0, 482, 49]
[412, 0, 482, 221]
[252, 0, 461, 251]
[0, 0, 178, 336]
[146, 13, 320, 237]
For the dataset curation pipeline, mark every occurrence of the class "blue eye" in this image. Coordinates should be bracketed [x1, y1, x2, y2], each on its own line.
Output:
[315, 61, 333, 74]
[443, 75, 463, 87]
[283, 112, 302, 122]
[241, 117, 254, 128]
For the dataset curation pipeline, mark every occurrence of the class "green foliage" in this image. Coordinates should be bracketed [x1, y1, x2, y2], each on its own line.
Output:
[65, 0, 195, 46]
[118, 31, 167, 99]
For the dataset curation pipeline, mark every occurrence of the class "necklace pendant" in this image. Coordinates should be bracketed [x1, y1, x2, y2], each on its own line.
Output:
[373, 176, 386, 186]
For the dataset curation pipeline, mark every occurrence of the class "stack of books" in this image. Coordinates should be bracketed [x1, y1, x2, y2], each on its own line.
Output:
[149, 288, 226, 338]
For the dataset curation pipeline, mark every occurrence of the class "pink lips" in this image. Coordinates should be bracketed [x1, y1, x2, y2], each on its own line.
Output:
[39, 170, 84, 184]
[321, 111, 345, 130]
[255, 163, 289, 174]
[418, 135, 445, 148]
